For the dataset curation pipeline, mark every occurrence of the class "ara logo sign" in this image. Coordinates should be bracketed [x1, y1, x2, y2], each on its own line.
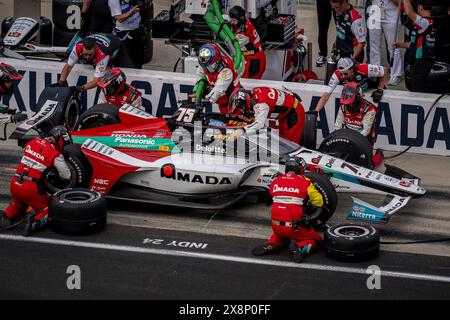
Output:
[160, 164, 232, 185]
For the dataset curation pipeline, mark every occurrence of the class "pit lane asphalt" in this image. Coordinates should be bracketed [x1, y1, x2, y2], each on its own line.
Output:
[1, 145, 450, 299]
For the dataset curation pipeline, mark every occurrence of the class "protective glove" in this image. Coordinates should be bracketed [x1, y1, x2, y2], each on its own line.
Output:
[371, 89, 384, 103]
[11, 112, 27, 123]
[71, 85, 85, 95]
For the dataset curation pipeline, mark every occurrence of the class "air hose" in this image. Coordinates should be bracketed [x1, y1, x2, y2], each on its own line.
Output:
[384, 93, 450, 160]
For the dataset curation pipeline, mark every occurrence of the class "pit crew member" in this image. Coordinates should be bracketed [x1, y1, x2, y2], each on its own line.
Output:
[97, 68, 143, 109]
[0, 63, 27, 125]
[55, 33, 133, 93]
[334, 81, 384, 166]
[315, 57, 389, 113]
[0, 126, 73, 236]
[228, 87, 305, 143]
[229, 5, 266, 79]
[331, 0, 366, 61]
[252, 158, 324, 263]
[193, 43, 241, 114]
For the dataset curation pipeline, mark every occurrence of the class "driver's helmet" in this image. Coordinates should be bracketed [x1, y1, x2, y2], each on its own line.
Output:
[198, 44, 222, 74]
[0, 63, 23, 96]
[285, 157, 308, 175]
[98, 68, 126, 96]
[229, 5, 247, 26]
[47, 126, 73, 151]
[229, 88, 252, 115]
[337, 57, 356, 72]
[340, 81, 363, 113]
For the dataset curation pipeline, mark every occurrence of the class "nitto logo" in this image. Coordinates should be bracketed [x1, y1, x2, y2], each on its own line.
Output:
[94, 179, 109, 185]
[160, 164, 232, 185]
[351, 210, 377, 221]
[273, 184, 299, 193]
[25, 145, 44, 160]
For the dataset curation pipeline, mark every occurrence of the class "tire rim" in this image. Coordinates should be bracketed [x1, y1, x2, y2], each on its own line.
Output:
[334, 225, 370, 238]
[59, 190, 97, 203]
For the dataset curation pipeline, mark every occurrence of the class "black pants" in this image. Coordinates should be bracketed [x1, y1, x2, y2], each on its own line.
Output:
[114, 27, 147, 69]
[316, 0, 332, 57]
[114, 43, 134, 69]
[409, 60, 433, 92]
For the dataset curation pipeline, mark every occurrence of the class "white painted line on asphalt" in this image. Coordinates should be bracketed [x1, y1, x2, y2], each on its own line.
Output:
[1, 234, 450, 284]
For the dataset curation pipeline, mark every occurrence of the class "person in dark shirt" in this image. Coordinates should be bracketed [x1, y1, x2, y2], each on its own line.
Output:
[82, 0, 114, 34]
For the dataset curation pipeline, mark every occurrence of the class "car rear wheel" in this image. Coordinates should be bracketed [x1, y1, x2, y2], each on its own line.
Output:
[75, 103, 120, 130]
[300, 111, 318, 150]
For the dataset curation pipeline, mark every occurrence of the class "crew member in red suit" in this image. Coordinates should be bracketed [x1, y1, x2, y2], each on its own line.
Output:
[0, 126, 73, 236]
[97, 68, 143, 109]
[252, 158, 324, 263]
[229, 5, 266, 79]
[193, 43, 241, 114]
[227, 87, 305, 144]
[335, 81, 384, 167]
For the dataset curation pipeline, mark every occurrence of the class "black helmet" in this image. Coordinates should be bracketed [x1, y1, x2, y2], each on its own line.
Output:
[47, 126, 73, 151]
[285, 157, 308, 175]
[229, 6, 247, 25]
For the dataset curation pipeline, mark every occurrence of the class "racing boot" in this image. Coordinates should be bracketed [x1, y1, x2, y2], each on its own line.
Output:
[24, 213, 48, 237]
[252, 243, 276, 256]
[0, 210, 13, 229]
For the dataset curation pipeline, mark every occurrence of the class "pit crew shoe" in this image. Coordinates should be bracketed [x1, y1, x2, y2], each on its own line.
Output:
[289, 243, 305, 263]
[252, 243, 276, 256]
[316, 55, 326, 67]
[0, 211, 13, 229]
[24, 214, 48, 237]
[387, 76, 401, 86]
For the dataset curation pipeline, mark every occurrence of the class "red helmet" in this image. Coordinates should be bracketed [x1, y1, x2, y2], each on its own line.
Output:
[198, 44, 223, 74]
[47, 126, 73, 151]
[340, 81, 363, 113]
[229, 88, 252, 115]
[98, 68, 126, 96]
[0, 63, 23, 96]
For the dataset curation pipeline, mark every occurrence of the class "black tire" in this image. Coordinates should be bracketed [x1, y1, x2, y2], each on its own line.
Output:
[405, 61, 450, 93]
[48, 188, 107, 236]
[64, 94, 82, 131]
[42, 144, 92, 194]
[1, 16, 14, 37]
[39, 16, 53, 46]
[324, 223, 380, 262]
[52, 0, 83, 32]
[303, 172, 337, 227]
[319, 128, 374, 169]
[53, 26, 77, 47]
[75, 103, 120, 130]
[300, 111, 318, 150]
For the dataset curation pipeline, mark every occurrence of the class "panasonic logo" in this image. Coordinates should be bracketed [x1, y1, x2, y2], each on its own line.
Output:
[25, 145, 45, 161]
[114, 137, 155, 145]
[273, 184, 299, 193]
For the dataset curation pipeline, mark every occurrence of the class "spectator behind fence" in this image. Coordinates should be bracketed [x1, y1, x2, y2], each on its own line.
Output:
[367, 0, 402, 86]
[82, 0, 114, 34]
[393, 0, 435, 92]
[108, 0, 148, 69]
[331, 0, 366, 62]
[315, 0, 333, 67]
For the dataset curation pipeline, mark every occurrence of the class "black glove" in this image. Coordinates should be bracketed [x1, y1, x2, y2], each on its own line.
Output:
[5, 107, 17, 115]
[49, 80, 68, 87]
[371, 89, 384, 103]
[71, 85, 85, 95]
[11, 112, 27, 123]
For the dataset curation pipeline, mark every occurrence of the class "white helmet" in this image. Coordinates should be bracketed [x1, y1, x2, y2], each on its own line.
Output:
[337, 57, 355, 72]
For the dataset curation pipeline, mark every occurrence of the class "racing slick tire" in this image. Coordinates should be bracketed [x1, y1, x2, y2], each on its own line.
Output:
[318, 129, 374, 169]
[300, 111, 318, 150]
[48, 188, 107, 236]
[303, 172, 337, 227]
[405, 61, 450, 94]
[42, 144, 92, 194]
[324, 223, 380, 262]
[75, 103, 120, 130]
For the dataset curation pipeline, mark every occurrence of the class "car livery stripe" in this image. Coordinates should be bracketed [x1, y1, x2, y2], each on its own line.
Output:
[73, 136, 180, 152]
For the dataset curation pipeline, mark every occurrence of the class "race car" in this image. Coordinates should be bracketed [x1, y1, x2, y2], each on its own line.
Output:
[10, 86, 426, 225]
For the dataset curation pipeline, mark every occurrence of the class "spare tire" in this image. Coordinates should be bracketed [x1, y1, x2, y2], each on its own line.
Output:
[75, 103, 120, 130]
[324, 223, 380, 262]
[303, 172, 337, 227]
[39, 16, 53, 46]
[405, 61, 450, 94]
[300, 111, 318, 150]
[49, 188, 107, 236]
[319, 128, 374, 169]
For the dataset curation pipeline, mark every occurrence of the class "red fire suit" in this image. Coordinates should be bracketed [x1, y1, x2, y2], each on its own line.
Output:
[4, 138, 71, 222]
[98, 84, 143, 108]
[335, 99, 383, 166]
[327, 63, 385, 93]
[232, 18, 266, 79]
[267, 172, 324, 253]
[244, 87, 305, 143]
[197, 55, 241, 114]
